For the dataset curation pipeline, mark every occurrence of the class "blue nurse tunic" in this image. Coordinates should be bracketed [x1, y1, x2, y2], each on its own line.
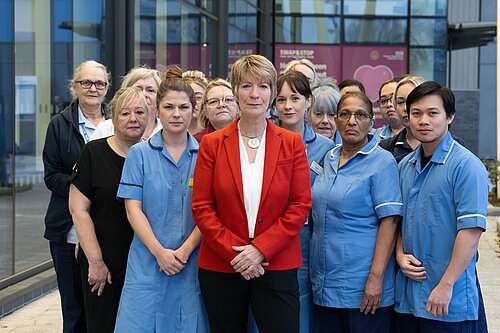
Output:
[114, 131, 208, 333]
[310, 136, 403, 309]
[395, 132, 489, 322]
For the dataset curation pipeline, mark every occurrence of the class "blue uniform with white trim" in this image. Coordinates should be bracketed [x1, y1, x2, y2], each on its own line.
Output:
[300, 125, 335, 332]
[373, 125, 392, 142]
[310, 135, 402, 309]
[114, 131, 209, 333]
[395, 132, 489, 322]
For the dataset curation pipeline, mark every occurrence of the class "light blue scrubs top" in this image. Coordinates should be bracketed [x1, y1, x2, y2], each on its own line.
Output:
[310, 135, 402, 309]
[114, 131, 209, 333]
[395, 132, 489, 322]
[373, 125, 392, 142]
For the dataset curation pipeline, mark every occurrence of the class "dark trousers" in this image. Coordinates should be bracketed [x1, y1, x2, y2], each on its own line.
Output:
[50, 242, 86, 333]
[79, 252, 125, 333]
[393, 312, 478, 333]
[199, 268, 299, 333]
[316, 305, 392, 333]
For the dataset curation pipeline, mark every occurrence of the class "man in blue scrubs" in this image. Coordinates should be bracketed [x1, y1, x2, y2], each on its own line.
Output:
[394, 81, 489, 333]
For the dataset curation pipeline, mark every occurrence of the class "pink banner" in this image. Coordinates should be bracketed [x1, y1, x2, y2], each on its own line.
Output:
[342, 46, 407, 126]
[274, 44, 341, 82]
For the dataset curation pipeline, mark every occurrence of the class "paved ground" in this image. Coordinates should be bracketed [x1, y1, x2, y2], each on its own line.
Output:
[1, 216, 499, 332]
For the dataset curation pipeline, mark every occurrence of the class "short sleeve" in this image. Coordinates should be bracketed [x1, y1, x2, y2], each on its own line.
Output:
[117, 145, 144, 202]
[69, 144, 93, 201]
[371, 150, 403, 220]
[454, 156, 489, 231]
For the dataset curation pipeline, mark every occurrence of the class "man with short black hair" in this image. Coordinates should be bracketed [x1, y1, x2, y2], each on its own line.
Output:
[394, 81, 489, 333]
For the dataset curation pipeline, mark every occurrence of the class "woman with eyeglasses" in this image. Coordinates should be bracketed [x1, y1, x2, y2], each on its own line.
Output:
[193, 78, 239, 142]
[310, 91, 403, 333]
[42, 60, 110, 332]
[373, 77, 405, 141]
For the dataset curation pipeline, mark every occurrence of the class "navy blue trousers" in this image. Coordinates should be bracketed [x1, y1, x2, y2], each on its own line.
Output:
[393, 312, 478, 333]
[50, 242, 86, 333]
[315, 305, 393, 333]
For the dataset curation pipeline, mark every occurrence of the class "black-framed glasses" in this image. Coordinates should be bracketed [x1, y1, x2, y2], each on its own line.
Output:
[378, 94, 393, 106]
[336, 111, 372, 122]
[77, 80, 108, 90]
[206, 97, 236, 107]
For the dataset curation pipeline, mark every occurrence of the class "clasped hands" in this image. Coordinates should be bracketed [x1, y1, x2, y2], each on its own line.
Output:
[155, 247, 190, 276]
[397, 252, 452, 318]
[231, 244, 268, 280]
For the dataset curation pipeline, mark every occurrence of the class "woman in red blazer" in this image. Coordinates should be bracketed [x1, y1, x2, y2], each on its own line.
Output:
[192, 55, 312, 333]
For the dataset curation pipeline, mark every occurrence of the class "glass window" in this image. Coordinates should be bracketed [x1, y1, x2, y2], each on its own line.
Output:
[72, 0, 104, 65]
[135, 1, 213, 75]
[344, 18, 407, 44]
[343, 0, 407, 16]
[409, 48, 446, 84]
[14, 0, 52, 275]
[410, 19, 447, 46]
[411, 0, 447, 16]
[275, 0, 340, 15]
[0, 0, 14, 281]
[275, 16, 340, 44]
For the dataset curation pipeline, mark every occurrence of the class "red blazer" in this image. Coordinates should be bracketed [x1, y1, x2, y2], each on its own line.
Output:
[192, 119, 312, 273]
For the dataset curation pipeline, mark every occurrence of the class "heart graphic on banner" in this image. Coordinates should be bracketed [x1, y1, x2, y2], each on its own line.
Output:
[353, 65, 394, 102]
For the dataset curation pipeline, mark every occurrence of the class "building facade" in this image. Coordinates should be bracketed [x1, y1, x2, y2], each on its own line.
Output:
[0, 0, 495, 294]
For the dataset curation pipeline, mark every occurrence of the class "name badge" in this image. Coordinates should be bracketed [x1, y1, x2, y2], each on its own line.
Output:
[310, 161, 323, 175]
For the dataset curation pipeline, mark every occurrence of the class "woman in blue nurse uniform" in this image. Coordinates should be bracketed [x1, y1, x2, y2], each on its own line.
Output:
[274, 70, 335, 332]
[113, 78, 209, 332]
[310, 91, 403, 333]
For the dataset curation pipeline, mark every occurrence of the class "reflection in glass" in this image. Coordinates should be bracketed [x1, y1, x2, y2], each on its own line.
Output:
[410, 48, 446, 84]
[0, 0, 14, 280]
[410, 19, 447, 46]
[275, 0, 340, 15]
[410, 0, 447, 16]
[344, 18, 406, 44]
[343, 0, 407, 16]
[14, 0, 52, 274]
[275, 16, 340, 44]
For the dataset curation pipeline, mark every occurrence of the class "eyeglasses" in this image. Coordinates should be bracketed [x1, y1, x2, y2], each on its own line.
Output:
[378, 94, 394, 106]
[206, 97, 236, 107]
[336, 111, 372, 122]
[77, 80, 108, 90]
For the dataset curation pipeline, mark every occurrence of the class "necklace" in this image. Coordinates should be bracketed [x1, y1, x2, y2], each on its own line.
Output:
[238, 124, 266, 149]
[113, 137, 129, 156]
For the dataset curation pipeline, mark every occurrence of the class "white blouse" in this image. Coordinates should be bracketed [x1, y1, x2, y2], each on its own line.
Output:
[239, 128, 266, 239]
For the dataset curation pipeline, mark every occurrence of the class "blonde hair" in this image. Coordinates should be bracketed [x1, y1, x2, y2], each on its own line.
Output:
[284, 58, 318, 87]
[110, 87, 149, 127]
[121, 66, 161, 89]
[198, 78, 233, 128]
[229, 54, 277, 105]
[394, 75, 426, 104]
[69, 60, 110, 99]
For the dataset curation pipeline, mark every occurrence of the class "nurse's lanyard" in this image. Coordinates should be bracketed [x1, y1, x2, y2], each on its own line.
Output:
[79, 124, 91, 144]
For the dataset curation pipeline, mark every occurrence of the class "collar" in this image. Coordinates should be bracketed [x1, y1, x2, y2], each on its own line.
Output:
[148, 130, 199, 153]
[409, 131, 455, 166]
[331, 134, 378, 158]
[395, 128, 408, 146]
[303, 125, 317, 145]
